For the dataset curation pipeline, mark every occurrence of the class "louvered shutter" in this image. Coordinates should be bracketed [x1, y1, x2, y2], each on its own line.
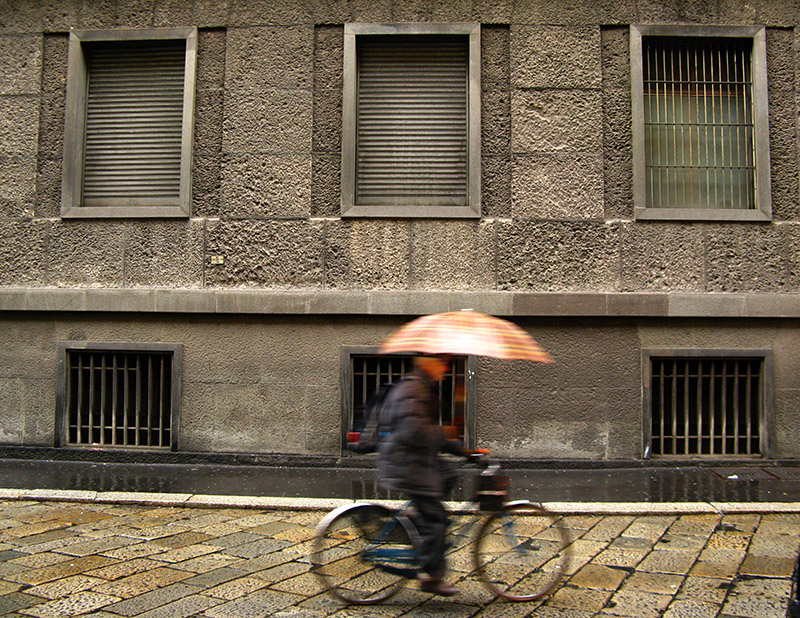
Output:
[355, 35, 468, 207]
[83, 40, 186, 204]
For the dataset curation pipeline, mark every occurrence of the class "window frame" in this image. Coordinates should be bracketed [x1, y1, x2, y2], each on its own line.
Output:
[641, 348, 773, 459]
[631, 25, 771, 221]
[341, 22, 481, 218]
[61, 28, 198, 219]
[340, 346, 477, 455]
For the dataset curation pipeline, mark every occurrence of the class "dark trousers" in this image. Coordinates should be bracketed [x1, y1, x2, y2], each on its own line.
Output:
[408, 493, 449, 578]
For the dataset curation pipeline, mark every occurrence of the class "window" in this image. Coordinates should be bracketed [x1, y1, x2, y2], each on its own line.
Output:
[631, 26, 771, 220]
[341, 23, 481, 218]
[62, 28, 197, 218]
[56, 343, 182, 450]
[643, 349, 772, 458]
[341, 347, 476, 453]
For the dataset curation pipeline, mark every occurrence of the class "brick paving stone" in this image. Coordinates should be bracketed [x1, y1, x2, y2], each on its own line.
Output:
[25, 574, 104, 599]
[569, 564, 629, 591]
[636, 550, 699, 575]
[621, 517, 676, 541]
[655, 533, 708, 552]
[603, 589, 672, 618]
[91, 567, 192, 598]
[18, 591, 120, 618]
[203, 588, 303, 618]
[667, 515, 720, 537]
[0, 592, 43, 614]
[8, 552, 76, 569]
[134, 593, 222, 618]
[738, 554, 796, 577]
[618, 571, 683, 595]
[662, 598, 722, 618]
[721, 577, 792, 617]
[548, 586, 614, 612]
[103, 583, 203, 616]
[674, 575, 731, 603]
[8, 555, 118, 586]
[152, 531, 215, 549]
[85, 557, 164, 581]
[181, 567, 250, 588]
[100, 542, 167, 561]
[57, 536, 143, 558]
[203, 575, 268, 600]
[224, 537, 293, 559]
[168, 553, 238, 574]
[150, 543, 220, 563]
[594, 548, 648, 569]
[582, 517, 636, 542]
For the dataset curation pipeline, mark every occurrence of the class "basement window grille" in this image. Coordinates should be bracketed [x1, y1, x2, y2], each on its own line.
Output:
[646, 352, 770, 457]
[631, 25, 771, 221]
[342, 348, 475, 452]
[57, 343, 182, 450]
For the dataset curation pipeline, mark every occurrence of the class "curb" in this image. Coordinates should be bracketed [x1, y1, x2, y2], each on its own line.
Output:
[2, 488, 800, 515]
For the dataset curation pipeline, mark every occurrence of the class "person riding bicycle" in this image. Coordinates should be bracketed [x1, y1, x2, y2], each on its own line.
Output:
[376, 354, 464, 597]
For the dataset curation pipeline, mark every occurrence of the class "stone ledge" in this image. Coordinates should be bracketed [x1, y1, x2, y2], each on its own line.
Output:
[1, 287, 800, 318]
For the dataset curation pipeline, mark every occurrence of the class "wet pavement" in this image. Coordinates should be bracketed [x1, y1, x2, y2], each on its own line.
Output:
[0, 496, 798, 617]
[2, 459, 800, 503]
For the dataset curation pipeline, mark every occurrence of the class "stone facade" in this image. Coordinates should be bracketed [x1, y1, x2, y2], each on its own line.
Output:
[0, 0, 799, 462]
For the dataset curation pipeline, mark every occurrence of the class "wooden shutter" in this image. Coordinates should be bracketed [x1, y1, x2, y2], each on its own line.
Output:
[83, 40, 186, 205]
[355, 35, 468, 207]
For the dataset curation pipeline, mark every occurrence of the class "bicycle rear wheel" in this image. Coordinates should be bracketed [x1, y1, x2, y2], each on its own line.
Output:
[313, 503, 418, 604]
[474, 501, 571, 601]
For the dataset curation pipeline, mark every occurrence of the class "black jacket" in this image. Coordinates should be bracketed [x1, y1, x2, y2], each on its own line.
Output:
[377, 369, 464, 497]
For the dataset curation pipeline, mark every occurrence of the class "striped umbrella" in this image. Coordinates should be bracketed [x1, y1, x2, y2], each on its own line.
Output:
[379, 310, 553, 363]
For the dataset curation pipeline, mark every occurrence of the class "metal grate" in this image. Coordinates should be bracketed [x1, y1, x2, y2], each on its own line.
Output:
[350, 354, 467, 441]
[643, 36, 755, 210]
[63, 348, 175, 449]
[650, 356, 762, 456]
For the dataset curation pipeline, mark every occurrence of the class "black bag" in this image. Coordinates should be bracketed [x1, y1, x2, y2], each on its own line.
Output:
[348, 378, 407, 454]
[788, 552, 800, 618]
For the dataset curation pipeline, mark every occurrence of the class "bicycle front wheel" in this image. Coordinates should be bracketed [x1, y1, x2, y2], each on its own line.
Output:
[313, 503, 417, 604]
[474, 501, 571, 601]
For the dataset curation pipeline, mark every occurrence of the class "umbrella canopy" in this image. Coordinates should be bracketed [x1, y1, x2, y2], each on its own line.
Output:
[379, 310, 553, 363]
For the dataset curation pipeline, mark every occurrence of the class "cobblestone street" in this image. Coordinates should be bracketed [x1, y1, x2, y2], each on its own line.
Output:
[0, 493, 797, 618]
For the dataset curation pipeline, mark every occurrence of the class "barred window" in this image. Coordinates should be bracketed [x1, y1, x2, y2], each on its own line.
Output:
[341, 347, 475, 453]
[631, 26, 771, 221]
[644, 350, 772, 458]
[57, 343, 182, 450]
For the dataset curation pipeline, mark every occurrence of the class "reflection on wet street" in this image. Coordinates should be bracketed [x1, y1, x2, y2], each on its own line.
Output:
[0, 459, 799, 502]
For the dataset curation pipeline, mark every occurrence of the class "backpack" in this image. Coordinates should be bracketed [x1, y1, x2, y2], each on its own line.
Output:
[348, 378, 407, 454]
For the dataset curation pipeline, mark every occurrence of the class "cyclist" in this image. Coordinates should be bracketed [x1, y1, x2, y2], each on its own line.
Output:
[376, 354, 464, 596]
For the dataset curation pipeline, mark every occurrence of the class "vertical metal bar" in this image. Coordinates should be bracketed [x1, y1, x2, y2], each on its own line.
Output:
[745, 361, 754, 455]
[159, 355, 166, 448]
[678, 43, 686, 208]
[99, 353, 106, 445]
[111, 354, 118, 446]
[659, 43, 667, 207]
[88, 353, 96, 444]
[741, 43, 753, 206]
[135, 355, 141, 446]
[674, 359, 680, 455]
[694, 359, 702, 455]
[708, 360, 715, 455]
[123, 355, 130, 446]
[146, 356, 153, 447]
[702, 43, 710, 207]
[724, 45, 732, 209]
[76, 354, 84, 444]
[659, 360, 666, 455]
[732, 46, 742, 209]
[723, 360, 731, 455]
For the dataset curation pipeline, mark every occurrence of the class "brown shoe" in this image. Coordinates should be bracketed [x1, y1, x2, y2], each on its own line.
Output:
[419, 577, 458, 596]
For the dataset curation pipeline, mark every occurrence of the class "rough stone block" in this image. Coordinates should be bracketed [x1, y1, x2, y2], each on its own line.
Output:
[472, 0, 512, 23]
[482, 89, 511, 156]
[223, 88, 312, 154]
[512, 89, 602, 154]
[604, 149, 634, 220]
[481, 26, 510, 90]
[37, 92, 65, 158]
[205, 219, 323, 288]
[706, 223, 789, 293]
[390, 0, 471, 22]
[0, 220, 46, 285]
[0, 0, 41, 31]
[512, 153, 604, 219]
[194, 89, 223, 157]
[770, 154, 800, 221]
[311, 152, 340, 218]
[79, 0, 156, 30]
[348, 0, 393, 22]
[312, 87, 342, 153]
[226, 26, 313, 90]
[0, 96, 39, 157]
[0, 35, 41, 95]
[774, 388, 800, 457]
[603, 88, 632, 157]
[310, 0, 352, 24]
[49, 221, 125, 287]
[154, 0, 193, 27]
[635, 0, 722, 24]
[601, 26, 630, 89]
[786, 223, 800, 291]
[719, 0, 800, 26]
[409, 220, 496, 290]
[123, 220, 204, 288]
[0, 157, 35, 216]
[228, 0, 312, 25]
[194, 0, 230, 27]
[220, 153, 311, 217]
[196, 29, 226, 90]
[511, 25, 601, 89]
[325, 219, 410, 289]
[512, 0, 636, 25]
[314, 25, 344, 89]
[497, 220, 620, 291]
[0, 377, 55, 446]
[482, 154, 511, 218]
[192, 154, 221, 218]
[620, 222, 705, 292]
[0, 316, 56, 380]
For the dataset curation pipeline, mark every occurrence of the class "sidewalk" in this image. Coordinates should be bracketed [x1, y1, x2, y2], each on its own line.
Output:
[0, 459, 799, 617]
[0, 490, 798, 618]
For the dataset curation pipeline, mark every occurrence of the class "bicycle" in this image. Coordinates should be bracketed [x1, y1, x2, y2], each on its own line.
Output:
[312, 453, 572, 605]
